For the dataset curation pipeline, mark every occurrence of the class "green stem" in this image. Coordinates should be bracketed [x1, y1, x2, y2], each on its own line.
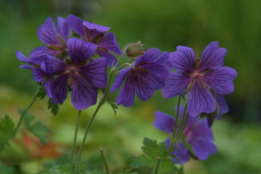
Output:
[171, 95, 181, 140]
[0, 88, 39, 154]
[154, 157, 161, 174]
[13, 88, 40, 135]
[100, 148, 111, 174]
[69, 110, 82, 168]
[175, 112, 189, 142]
[74, 60, 118, 173]
[175, 104, 188, 140]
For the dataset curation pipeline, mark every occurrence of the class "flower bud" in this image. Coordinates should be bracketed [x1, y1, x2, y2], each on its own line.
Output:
[125, 41, 146, 59]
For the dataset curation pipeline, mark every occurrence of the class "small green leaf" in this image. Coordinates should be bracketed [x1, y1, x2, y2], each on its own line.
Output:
[20, 109, 50, 145]
[130, 138, 178, 174]
[37, 163, 73, 174]
[106, 96, 118, 114]
[48, 98, 59, 116]
[181, 135, 195, 156]
[0, 115, 15, 148]
[36, 86, 47, 100]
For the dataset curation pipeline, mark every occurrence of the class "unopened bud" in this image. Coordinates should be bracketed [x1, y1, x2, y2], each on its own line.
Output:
[125, 41, 146, 59]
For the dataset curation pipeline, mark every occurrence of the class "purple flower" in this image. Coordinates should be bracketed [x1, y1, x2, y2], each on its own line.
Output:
[66, 14, 122, 67]
[16, 51, 54, 98]
[41, 38, 107, 110]
[162, 41, 237, 118]
[111, 48, 169, 107]
[30, 16, 70, 60]
[153, 105, 217, 164]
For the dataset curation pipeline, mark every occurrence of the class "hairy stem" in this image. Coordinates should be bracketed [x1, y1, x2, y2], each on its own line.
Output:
[69, 110, 82, 168]
[100, 148, 111, 174]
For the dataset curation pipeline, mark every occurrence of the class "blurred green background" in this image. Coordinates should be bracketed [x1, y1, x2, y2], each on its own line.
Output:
[0, 0, 261, 173]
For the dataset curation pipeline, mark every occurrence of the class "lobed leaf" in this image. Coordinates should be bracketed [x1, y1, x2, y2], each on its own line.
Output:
[0, 115, 15, 148]
[19, 109, 50, 145]
[130, 138, 178, 174]
[181, 135, 195, 156]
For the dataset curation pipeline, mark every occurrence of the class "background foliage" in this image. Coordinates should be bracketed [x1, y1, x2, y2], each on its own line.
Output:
[0, 0, 260, 173]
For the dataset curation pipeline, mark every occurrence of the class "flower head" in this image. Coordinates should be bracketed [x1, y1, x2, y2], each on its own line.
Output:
[153, 105, 217, 164]
[15, 51, 54, 98]
[30, 17, 70, 60]
[162, 41, 237, 119]
[111, 48, 169, 107]
[42, 38, 107, 110]
[66, 14, 122, 67]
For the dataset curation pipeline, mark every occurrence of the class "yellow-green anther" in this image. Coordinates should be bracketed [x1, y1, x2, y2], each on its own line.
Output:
[92, 34, 104, 44]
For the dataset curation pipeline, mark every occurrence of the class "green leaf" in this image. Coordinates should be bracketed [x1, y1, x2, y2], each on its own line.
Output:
[36, 86, 47, 100]
[0, 115, 15, 148]
[37, 163, 73, 174]
[106, 95, 118, 114]
[20, 109, 50, 145]
[48, 98, 59, 116]
[181, 135, 195, 156]
[130, 138, 178, 174]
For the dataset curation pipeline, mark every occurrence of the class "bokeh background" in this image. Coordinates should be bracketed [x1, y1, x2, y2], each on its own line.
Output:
[0, 0, 261, 173]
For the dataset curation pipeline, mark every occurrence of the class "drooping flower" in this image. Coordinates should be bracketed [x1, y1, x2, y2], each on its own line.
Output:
[16, 51, 54, 98]
[153, 105, 217, 164]
[111, 48, 169, 107]
[66, 14, 122, 67]
[162, 41, 237, 119]
[30, 16, 70, 60]
[41, 38, 107, 110]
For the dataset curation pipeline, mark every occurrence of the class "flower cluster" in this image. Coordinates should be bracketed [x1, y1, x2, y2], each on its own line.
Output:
[153, 105, 217, 164]
[16, 15, 121, 110]
[16, 15, 237, 167]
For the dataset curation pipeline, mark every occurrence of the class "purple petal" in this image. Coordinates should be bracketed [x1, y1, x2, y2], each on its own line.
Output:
[153, 111, 175, 133]
[216, 94, 229, 120]
[199, 41, 227, 71]
[41, 55, 68, 75]
[29, 46, 59, 59]
[187, 79, 216, 117]
[67, 38, 97, 64]
[202, 67, 237, 95]
[98, 32, 122, 55]
[44, 77, 54, 98]
[83, 21, 110, 39]
[20, 65, 33, 69]
[111, 68, 131, 93]
[139, 63, 169, 89]
[57, 16, 70, 41]
[157, 51, 171, 72]
[96, 50, 117, 67]
[189, 140, 217, 160]
[162, 72, 191, 99]
[66, 14, 87, 39]
[116, 75, 135, 107]
[166, 139, 190, 165]
[169, 46, 196, 73]
[16, 51, 31, 63]
[71, 74, 97, 110]
[51, 73, 69, 104]
[37, 17, 59, 45]
[134, 76, 154, 101]
[33, 68, 45, 82]
[79, 57, 107, 88]
[135, 48, 161, 65]
[185, 119, 214, 142]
